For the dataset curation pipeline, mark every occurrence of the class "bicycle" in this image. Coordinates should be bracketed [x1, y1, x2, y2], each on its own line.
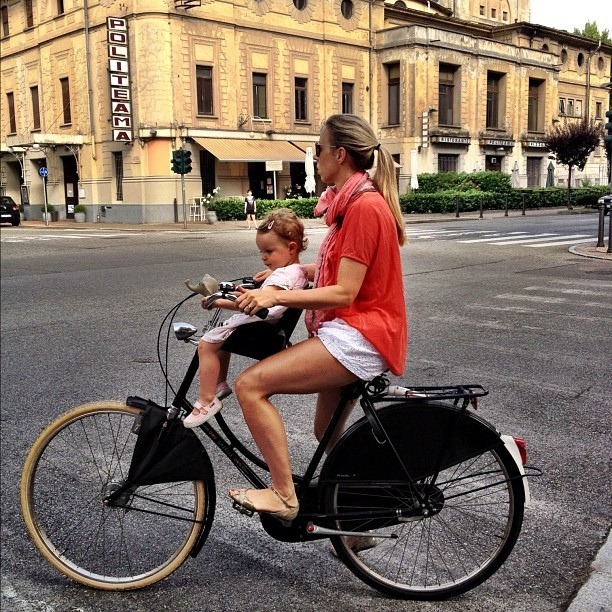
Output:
[20, 275, 538, 600]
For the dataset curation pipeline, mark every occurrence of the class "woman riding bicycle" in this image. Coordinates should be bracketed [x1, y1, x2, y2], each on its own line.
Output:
[229, 114, 407, 522]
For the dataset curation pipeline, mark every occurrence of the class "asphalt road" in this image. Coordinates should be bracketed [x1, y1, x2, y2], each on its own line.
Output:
[1, 213, 610, 612]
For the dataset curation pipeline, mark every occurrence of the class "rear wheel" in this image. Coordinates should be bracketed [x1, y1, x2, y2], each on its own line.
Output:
[323, 404, 525, 600]
[21, 402, 211, 590]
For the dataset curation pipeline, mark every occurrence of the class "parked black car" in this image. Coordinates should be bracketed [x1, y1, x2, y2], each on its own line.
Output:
[0, 196, 21, 226]
[593, 194, 611, 215]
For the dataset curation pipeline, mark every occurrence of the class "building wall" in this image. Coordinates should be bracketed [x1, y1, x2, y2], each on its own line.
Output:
[1, 0, 610, 223]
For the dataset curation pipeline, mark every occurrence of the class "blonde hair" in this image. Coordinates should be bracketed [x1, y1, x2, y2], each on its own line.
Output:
[257, 208, 308, 252]
[323, 114, 405, 245]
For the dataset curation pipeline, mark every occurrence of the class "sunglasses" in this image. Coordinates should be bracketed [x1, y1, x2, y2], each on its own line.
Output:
[315, 143, 340, 157]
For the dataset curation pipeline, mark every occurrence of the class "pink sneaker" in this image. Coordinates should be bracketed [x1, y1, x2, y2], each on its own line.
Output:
[183, 398, 222, 428]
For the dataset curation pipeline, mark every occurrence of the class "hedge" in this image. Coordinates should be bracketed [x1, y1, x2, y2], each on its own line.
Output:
[209, 197, 318, 221]
[401, 186, 608, 215]
[209, 184, 608, 220]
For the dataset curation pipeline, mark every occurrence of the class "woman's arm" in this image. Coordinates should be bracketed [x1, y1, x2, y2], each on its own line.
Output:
[236, 258, 366, 314]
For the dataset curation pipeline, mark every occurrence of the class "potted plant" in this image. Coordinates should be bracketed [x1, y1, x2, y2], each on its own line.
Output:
[73, 204, 87, 223]
[41, 204, 57, 223]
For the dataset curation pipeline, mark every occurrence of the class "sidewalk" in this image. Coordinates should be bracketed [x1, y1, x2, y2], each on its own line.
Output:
[16, 207, 612, 260]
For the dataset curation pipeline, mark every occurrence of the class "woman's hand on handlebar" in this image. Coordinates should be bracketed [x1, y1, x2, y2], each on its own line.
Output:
[235, 287, 277, 317]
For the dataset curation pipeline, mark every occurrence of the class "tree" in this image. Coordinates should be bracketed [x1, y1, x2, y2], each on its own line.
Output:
[573, 22, 611, 45]
[545, 119, 603, 207]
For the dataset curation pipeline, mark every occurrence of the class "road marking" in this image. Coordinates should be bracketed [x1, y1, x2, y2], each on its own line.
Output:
[525, 237, 596, 247]
[458, 233, 551, 243]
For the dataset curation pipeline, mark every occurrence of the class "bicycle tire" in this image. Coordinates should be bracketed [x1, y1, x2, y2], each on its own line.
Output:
[21, 401, 213, 590]
[322, 401, 525, 600]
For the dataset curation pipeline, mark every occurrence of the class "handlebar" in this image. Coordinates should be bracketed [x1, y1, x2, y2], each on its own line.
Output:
[184, 275, 269, 319]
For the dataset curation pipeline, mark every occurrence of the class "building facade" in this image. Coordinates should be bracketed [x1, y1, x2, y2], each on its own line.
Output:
[1, 0, 610, 223]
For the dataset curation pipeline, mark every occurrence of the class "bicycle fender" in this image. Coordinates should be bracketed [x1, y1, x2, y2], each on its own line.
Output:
[322, 401, 503, 483]
[501, 434, 531, 507]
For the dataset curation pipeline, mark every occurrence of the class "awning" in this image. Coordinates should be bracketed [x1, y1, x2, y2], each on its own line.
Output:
[193, 137, 306, 162]
[289, 141, 317, 153]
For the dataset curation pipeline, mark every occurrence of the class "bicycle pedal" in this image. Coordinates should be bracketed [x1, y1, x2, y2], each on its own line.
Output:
[232, 500, 255, 517]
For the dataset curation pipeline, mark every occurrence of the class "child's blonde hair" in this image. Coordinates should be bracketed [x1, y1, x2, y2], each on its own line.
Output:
[257, 208, 308, 252]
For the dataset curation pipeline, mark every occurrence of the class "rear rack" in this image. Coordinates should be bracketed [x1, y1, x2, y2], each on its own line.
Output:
[372, 383, 489, 405]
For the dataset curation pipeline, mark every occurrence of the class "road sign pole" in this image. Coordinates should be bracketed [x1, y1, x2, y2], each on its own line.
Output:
[42, 175, 49, 226]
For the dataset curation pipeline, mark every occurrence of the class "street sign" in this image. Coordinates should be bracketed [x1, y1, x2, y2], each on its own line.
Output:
[39, 166, 48, 178]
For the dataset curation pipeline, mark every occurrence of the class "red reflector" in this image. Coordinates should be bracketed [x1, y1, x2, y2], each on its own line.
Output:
[513, 437, 527, 465]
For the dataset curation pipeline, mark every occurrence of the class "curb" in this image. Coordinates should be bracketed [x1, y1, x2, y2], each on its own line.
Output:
[569, 244, 612, 261]
[14, 207, 593, 233]
[566, 529, 612, 612]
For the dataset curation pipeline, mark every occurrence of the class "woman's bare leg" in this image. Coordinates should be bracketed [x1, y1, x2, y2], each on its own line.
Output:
[233, 337, 358, 512]
[314, 389, 357, 451]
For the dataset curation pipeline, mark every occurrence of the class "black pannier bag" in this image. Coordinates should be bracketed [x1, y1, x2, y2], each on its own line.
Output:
[126, 397, 213, 486]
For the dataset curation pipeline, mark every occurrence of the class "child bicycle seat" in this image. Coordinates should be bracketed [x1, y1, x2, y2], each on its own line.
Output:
[220, 307, 303, 361]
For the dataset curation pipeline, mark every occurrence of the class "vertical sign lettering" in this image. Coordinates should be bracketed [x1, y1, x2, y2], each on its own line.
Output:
[107, 17, 132, 142]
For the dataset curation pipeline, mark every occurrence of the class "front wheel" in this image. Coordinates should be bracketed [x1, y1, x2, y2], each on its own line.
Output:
[322, 402, 525, 600]
[20, 402, 212, 590]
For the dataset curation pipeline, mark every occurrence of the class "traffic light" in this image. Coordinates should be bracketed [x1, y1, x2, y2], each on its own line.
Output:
[171, 150, 183, 174]
[605, 110, 612, 144]
[183, 150, 192, 174]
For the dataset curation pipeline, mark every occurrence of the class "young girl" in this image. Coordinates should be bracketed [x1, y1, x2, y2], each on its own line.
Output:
[244, 190, 256, 229]
[184, 209, 309, 428]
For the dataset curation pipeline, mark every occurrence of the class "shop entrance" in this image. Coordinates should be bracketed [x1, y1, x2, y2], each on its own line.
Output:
[62, 155, 78, 219]
[248, 162, 275, 200]
[485, 155, 502, 172]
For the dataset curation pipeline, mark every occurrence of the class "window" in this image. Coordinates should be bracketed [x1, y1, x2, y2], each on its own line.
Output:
[438, 154, 459, 173]
[527, 78, 544, 132]
[196, 66, 213, 115]
[342, 82, 353, 114]
[502, 11, 508, 21]
[30, 86, 40, 130]
[567, 99, 574, 116]
[596, 101, 602, 119]
[113, 152, 124, 201]
[486, 72, 503, 129]
[25, 0, 33, 28]
[1, 6, 9, 38]
[574, 100, 582, 118]
[252, 72, 267, 119]
[491, 8, 496, 18]
[57, 0, 64, 15]
[577, 53, 584, 68]
[6, 92, 16, 133]
[294, 77, 308, 121]
[439, 64, 457, 126]
[293, 0, 306, 9]
[386, 63, 400, 125]
[60, 78, 71, 124]
[560, 49, 568, 64]
[340, 0, 353, 19]
[559, 98, 566, 115]
[479, 5, 484, 15]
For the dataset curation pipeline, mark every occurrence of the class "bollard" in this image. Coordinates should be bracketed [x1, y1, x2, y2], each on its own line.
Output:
[521, 194, 526, 216]
[455, 195, 460, 218]
[597, 205, 605, 248]
[505, 195, 508, 217]
[479, 194, 484, 219]
[608, 209, 612, 254]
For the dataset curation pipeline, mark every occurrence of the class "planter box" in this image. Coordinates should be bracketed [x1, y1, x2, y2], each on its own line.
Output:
[74, 212, 86, 223]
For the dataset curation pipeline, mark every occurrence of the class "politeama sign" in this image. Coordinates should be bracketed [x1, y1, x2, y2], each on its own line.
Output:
[107, 17, 133, 142]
